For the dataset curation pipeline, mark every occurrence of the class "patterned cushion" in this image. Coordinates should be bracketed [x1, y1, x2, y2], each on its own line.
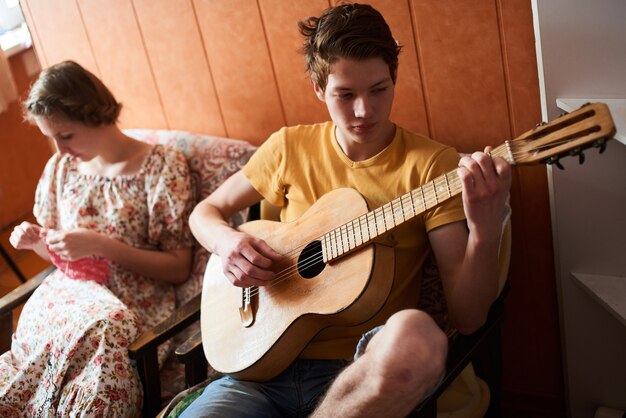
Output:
[124, 129, 256, 305]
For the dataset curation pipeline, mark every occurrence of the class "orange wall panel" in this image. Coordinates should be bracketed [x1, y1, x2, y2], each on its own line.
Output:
[133, 0, 225, 136]
[498, 0, 542, 137]
[410, 0, 510, 151]
[23, 0, 97, 73]
[194, 0, 285, 144]
[370, 0, 430, 137]
[258, 0, 330, 126]
[0, 52, 53, 227]
[77, 0, 167, 129]
[19, 1, 47, 68]
[497, 0, 563, 401]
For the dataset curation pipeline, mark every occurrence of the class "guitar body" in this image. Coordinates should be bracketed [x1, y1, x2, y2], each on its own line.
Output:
[200, 188, 395, 381]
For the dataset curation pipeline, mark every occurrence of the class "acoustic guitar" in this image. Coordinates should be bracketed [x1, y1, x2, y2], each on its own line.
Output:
[201, 102, 616, 381]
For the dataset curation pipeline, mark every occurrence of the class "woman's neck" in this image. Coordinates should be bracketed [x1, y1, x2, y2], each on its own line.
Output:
[78, 127, 153, 177]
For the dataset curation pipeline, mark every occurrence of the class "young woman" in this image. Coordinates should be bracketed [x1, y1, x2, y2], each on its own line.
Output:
[1, 61, 193, 417]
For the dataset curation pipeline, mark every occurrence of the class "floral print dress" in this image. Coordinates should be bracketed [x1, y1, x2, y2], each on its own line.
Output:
[0, 145, 193, 418]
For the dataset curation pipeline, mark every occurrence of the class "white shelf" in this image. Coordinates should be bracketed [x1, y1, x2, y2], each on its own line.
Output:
[556, 98, 626, 146]
[571, 272, 626, 327]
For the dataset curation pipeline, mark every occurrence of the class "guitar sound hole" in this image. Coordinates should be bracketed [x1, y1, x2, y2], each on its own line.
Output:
[298, 240, 326, 279]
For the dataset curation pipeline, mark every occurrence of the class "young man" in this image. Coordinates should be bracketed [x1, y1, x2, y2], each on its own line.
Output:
[184, 3, 511, 417]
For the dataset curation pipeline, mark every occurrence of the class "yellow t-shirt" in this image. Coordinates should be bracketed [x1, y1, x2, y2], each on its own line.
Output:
[243, 121, 465, 359]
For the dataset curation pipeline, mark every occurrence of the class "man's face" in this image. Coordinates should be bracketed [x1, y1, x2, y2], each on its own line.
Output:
[315, 57, 395, 158]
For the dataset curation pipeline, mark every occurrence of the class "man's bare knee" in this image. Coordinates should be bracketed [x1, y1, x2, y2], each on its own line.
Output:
[367, 310, 447, 396]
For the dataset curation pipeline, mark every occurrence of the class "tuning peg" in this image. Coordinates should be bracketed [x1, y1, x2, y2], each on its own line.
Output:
[565, 147, 586, 164]
[559, 112, 569, 117]
[594, 137, 608, 153]
[545, 156, 565, 170]
[535, 121, 548, 128]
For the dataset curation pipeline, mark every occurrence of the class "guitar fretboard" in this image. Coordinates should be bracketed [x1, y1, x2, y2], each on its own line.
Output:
[320, 142, 514, 263]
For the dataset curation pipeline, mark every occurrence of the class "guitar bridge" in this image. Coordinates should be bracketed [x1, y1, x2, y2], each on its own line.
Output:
[239, 287, 255, 328]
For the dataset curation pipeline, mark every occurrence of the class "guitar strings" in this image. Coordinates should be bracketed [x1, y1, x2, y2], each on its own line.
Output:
[242, 143, 528, 298]
[244, 175, 467, 298]
[247, 137, 607, 297]
[244, 140, 594, 295]
[260, 140, 596, 281]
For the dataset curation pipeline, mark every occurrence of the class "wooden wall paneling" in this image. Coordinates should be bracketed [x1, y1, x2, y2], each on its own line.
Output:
[498, 0, 564, 406]
[132, 0, 225, 136]
[21, 0, 97, 73]
[19, 1, 47, 68]
[497, 0, 542, 136]
[505, 167, 563, 399]
[258, 0, 329, 127]
[369, 0, 430, 137]
[410, 0, 510, 151]
[194, 0, 285, 145]
[0, 53, 53, 227]
[77, 0, 167, 130]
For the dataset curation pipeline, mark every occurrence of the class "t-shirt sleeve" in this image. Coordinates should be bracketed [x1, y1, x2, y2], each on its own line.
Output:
[33, 154, 62, 229]
[146, 146, 194, 250]
[422, 146, 466, 232]
[242, 127, 287, 207]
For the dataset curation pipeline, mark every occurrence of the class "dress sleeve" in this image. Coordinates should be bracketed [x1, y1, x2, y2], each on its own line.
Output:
[146, 146, 194, 250]
[33, 154, 63, 229]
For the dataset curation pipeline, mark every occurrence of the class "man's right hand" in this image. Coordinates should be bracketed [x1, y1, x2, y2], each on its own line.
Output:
[217, 229, 283, 288]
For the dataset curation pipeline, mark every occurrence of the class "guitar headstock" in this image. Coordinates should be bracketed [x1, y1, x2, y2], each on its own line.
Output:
[506, 102, 616, 167]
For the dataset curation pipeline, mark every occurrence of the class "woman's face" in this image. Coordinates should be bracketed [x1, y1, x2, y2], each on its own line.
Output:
[34, 116, 99, 161]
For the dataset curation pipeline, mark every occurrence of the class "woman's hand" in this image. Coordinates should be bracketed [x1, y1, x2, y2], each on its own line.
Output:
[9, 221, 46, 250]
[45, 228, 107, 261]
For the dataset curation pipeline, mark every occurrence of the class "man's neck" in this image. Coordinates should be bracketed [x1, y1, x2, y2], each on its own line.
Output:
[335, 122, 396, 162]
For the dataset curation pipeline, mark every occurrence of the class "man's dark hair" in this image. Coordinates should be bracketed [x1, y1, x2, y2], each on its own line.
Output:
[298, 2, 402, 91]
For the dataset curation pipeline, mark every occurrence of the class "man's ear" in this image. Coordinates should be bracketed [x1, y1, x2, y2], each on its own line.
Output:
[313, 82, 325, 102]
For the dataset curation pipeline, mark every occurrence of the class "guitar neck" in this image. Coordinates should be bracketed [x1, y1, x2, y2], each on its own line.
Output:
[320, 143, 514, 263]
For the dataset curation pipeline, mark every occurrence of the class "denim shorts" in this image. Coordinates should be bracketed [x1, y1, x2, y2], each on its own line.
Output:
[181, 325, 442, 417]
[179, 358, 348, 418]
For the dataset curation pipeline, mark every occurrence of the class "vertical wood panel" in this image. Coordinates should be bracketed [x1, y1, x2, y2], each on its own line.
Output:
[22, 0, 97, 73]
[78, 0, 167, 129]
[0, 53, 53, 227]
[194, 0, 284, 145]
[499, 0, 563, 403]
[498, 0, 542, 137]
[133, 0, 225, 135]
[369, 0, 430, 136]
[259, 0, 329, 126]
[20, 1, 47, 68]
[411, 0, 510, 151]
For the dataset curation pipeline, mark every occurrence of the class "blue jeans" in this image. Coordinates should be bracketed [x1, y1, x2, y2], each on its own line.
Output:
[179, 359, 349, 418]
